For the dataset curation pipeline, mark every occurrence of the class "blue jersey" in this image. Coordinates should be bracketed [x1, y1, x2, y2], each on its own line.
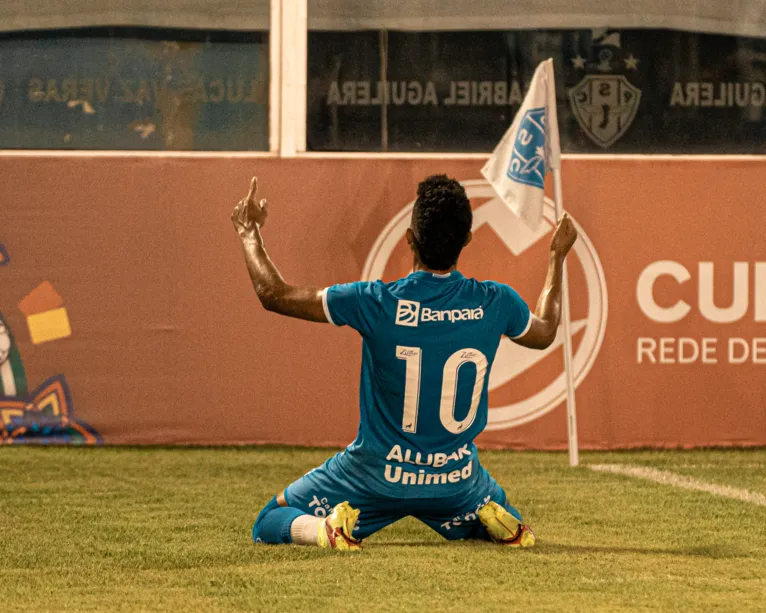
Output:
[323, 270, 531, 498]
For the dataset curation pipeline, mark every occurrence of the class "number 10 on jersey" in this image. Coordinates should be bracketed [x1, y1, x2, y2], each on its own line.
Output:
[396, 346, 488, 435]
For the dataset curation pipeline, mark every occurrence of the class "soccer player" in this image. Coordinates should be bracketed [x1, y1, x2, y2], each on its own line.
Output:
[234, 174, 577, 550]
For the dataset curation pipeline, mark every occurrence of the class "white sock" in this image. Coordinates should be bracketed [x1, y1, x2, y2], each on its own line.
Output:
[290, 514, 322, 546]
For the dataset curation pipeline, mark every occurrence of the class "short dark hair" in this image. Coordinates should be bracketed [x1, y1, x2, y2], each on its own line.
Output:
[411, 174, 472, 270]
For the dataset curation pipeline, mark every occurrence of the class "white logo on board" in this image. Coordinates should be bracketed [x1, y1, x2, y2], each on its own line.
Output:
[363, 180, 608, 430]
[395, 300, 420, 327]
[568, 29, 642, 149]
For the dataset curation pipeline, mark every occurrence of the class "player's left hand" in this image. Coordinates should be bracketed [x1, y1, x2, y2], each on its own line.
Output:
[231, 176, 268, 239]
[549, 212, 577, 259]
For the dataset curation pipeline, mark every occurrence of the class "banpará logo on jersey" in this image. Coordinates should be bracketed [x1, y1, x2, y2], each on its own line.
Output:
[395, 299, 420, 326]
[365, 180, 607, 430]
[507, 107, 546, 189]
[395, 300, 484, 327]
[568, 29, 641, 149]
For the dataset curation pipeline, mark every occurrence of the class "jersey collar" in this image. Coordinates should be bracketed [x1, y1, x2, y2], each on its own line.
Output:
[408, 270, 465, 282]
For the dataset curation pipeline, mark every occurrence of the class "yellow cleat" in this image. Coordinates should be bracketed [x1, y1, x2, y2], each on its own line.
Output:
[317, 501, 362, 551]
[478, 501, 536, 547]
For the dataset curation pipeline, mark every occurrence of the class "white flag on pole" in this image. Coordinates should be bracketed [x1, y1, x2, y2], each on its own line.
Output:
[481, 59, 561, 230]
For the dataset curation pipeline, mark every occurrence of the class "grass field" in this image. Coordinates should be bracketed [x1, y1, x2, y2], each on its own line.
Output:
[1, 447, 765, 612]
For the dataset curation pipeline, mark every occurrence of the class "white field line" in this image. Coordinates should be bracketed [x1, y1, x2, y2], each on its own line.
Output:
[589, 464, 766, 507]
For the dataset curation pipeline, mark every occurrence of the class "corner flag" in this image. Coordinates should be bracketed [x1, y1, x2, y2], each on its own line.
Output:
[482, 59, 580, 467]
[481, 59, 561, 230]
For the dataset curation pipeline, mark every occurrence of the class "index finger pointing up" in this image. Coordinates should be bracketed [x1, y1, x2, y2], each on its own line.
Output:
[246, 176, 258, 204]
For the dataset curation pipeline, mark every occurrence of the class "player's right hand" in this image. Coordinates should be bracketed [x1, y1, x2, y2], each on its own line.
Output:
[549, 213, 578, 258]
[231, 176, 269, 240]
[242, 176, 269, 229]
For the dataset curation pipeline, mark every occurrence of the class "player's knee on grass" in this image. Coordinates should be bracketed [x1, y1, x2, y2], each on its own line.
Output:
[424, 496, 524, 542]
[252, 497, 280, 543]
[252, 497, 305, 544]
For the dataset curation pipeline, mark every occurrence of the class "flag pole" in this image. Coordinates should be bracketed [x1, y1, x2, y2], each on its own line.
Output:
[546, 59, 579, 467]
[480, 58, 580, 466]
[552, 170, 579, 467]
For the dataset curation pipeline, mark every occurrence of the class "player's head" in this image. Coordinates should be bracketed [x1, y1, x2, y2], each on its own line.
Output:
[407, 175, 473, 271]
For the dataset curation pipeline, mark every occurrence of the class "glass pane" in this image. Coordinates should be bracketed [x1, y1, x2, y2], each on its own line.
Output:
[307, 26, 766, 153]
[0, 27, 269, 150]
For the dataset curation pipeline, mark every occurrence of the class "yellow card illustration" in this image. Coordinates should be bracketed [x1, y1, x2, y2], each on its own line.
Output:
[26, 308, 72, 345]
[18, 282, 72, 345]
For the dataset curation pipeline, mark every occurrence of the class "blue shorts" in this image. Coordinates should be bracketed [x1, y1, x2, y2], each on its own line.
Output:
[283, 452, 521, 541]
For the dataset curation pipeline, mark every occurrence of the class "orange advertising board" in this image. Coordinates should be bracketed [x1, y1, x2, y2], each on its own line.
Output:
[0, 155, 764, 448]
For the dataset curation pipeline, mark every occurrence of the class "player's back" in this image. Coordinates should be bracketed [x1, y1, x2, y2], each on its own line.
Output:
[323, 269, 530, 499]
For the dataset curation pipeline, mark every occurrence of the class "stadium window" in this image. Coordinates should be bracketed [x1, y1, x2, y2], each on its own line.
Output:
[306, 1, 766, 154]
[0, 24, 269, 151]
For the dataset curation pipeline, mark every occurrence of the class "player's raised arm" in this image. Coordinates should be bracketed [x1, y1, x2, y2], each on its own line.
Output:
[512, 213, 578, 350]
[231, 177, 328, 323]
